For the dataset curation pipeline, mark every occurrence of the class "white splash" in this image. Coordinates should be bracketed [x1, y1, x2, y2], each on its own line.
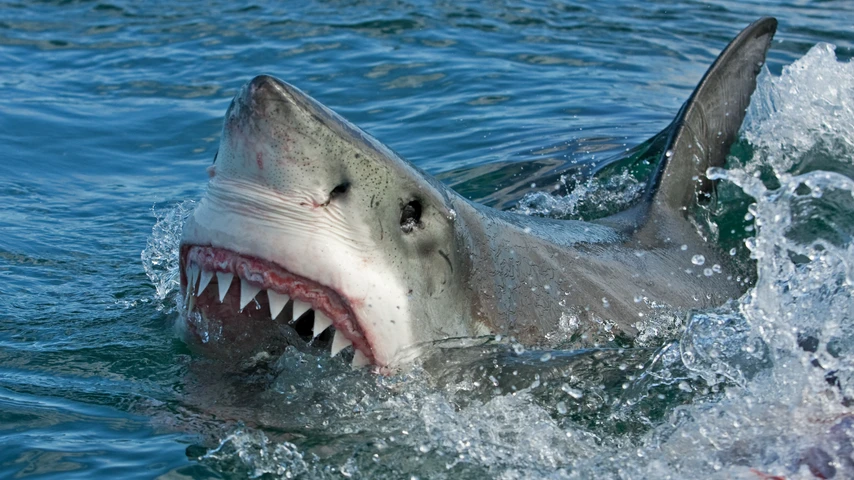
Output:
[515, 169, 645, 220]
[742, 43, 854, 177]
[633, 43, 854, 478]
[141, 199, 195, 308]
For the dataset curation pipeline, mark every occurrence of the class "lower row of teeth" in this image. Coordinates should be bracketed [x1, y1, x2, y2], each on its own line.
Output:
[184, 264, 370, 368]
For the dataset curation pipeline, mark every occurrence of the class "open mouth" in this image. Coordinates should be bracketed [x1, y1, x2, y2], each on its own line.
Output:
[179, 245, 375, 368]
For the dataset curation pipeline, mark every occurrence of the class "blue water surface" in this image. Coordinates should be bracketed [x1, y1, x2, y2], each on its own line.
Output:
[1, 0, 853, 478]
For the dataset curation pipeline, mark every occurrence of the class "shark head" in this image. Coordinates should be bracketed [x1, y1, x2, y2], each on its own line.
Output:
[180, 75, 476, 369]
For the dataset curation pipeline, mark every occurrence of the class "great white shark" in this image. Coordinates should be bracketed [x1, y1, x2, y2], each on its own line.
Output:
[179, 18, 777, 371]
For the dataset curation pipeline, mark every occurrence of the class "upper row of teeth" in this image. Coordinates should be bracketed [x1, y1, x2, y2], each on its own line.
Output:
[184, 264, 369, 367]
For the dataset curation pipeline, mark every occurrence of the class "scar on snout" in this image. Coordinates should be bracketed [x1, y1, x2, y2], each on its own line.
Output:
[256, 151, 264, 170]
[438, 249, 453, 273]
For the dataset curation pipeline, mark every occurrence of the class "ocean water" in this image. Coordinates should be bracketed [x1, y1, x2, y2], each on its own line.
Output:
[2, 0, 854, 478]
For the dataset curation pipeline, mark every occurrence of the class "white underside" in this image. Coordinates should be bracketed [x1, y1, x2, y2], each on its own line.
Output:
[182, 177, 416, 367]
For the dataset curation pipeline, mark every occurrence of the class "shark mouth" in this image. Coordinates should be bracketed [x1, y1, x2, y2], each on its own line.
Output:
[179, 245, 375, 368]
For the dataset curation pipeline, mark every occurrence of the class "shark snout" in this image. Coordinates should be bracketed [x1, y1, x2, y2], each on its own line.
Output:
[217, 75, 337, 186]
[246, 74, 286, 98]
[218, 74, 395, 195]
[228, 75, 298, 126]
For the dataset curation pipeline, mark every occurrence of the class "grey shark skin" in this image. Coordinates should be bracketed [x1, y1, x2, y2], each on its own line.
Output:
[180, 18, 777, 370]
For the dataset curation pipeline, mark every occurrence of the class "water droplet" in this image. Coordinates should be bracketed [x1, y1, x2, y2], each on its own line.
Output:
[692, 254, 705, 266]
[561, 384, 584, 399]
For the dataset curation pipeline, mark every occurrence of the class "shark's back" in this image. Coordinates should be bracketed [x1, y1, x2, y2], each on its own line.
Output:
[462, 19, 777, 345]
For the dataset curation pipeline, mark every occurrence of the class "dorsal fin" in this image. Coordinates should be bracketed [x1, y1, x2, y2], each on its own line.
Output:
[643, 17, 777, 228]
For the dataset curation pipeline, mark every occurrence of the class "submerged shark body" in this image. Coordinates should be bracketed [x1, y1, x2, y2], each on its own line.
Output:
[179, 18, 777, 370]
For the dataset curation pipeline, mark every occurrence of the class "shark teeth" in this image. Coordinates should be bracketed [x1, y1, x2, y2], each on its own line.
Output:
[313, 311, 333, 338]
[239, 278, 262, 311]
[267, 290, 290, 319]
[352, 349, 370, 368]
[198, 270, 213, 295]
[217, 272, 233, 302]
[185, 265, 200, 311]
[188, 265, 200, 293]
[183, 258, 372, 367]
[292, 299, 311, 320]
[330, 330, 352, 357]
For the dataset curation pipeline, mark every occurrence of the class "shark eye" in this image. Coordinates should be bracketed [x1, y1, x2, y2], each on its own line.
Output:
[400, 200, 422, 233]
[330, 182, 350, 198]
[212, 151, 218, 164]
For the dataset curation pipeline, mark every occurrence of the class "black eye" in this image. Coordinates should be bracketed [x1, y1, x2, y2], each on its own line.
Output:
[212, 151, 218, 164]
[400, 200, 422, 233]
[330, 182, 350, 198]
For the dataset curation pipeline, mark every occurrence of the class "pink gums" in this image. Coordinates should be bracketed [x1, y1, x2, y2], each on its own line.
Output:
[180, 244, 375, 364]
